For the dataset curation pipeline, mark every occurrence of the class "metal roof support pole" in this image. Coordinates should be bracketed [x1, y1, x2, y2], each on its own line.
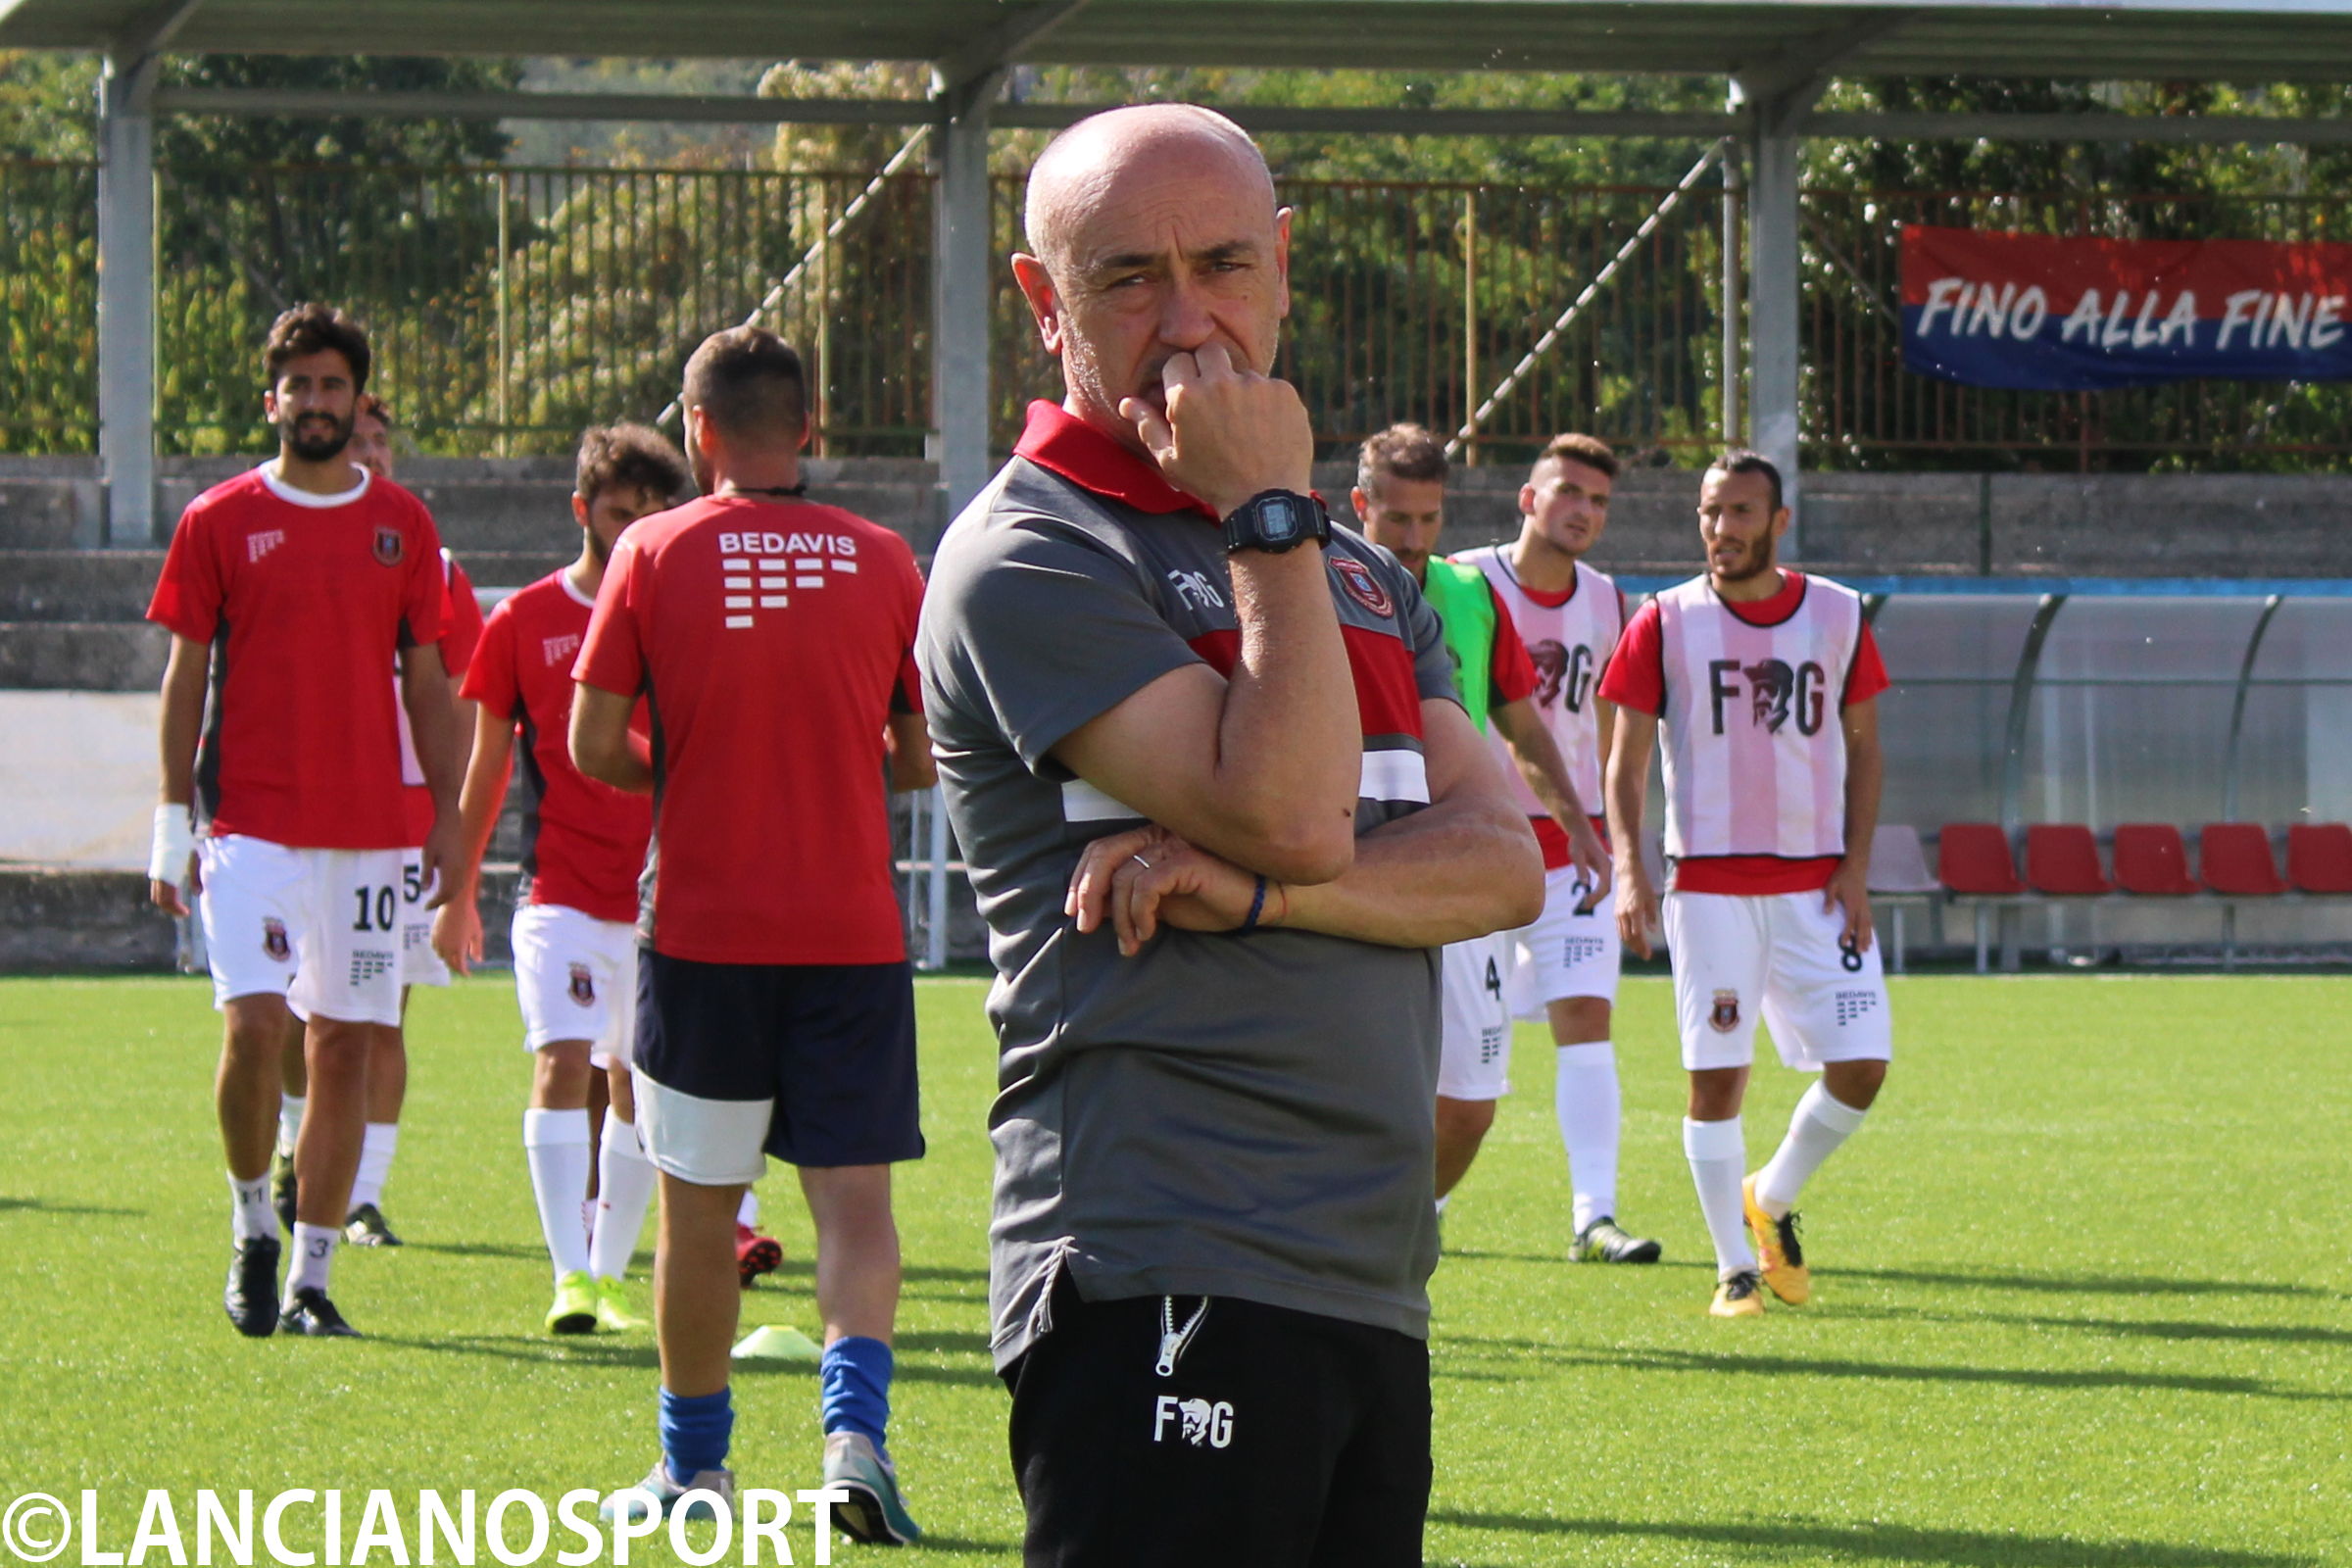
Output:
[1742, 88, 1805, 545]
[921, 66, 1003, 973]
[97, 57, 160, 544]
[929, 67, 1002, 527]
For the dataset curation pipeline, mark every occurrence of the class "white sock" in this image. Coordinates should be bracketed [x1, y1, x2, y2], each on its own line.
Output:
[1755, 1083, 1870, 1218]
[1554, 1041, 1622, 1234]
[1683, 1116, 1757, 1278]
[349, 1122, 398, 1212]
[1434, 1194, 1450, 1218]
[590, 1113, 659, 1283]
[288, 1221, 339, 1299]
[523, 1107, 594, 1283]
[276, 1096, 306, 1159]
[229, 1172, 275, 1242]
[738, 1190, 759, 1230]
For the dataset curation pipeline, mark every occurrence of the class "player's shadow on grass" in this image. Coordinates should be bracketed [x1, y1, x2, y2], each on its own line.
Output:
[0, 1195, 143, 1217]
[1841, 1303, 2352, 1348]
[1427, 1510, 2321, 1567]
[1442, 1337, 2340, 1401]
[1562, 1346, 2343, 1401]
[1438, 1247, 1712, 1271]
[1852, 1265, 2332, 1300]
[402, 1239, 552, 1263]
[371, 1333, 662, 1369]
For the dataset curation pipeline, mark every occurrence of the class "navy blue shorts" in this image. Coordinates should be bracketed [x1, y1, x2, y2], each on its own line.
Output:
[634, 948, 924, 1173]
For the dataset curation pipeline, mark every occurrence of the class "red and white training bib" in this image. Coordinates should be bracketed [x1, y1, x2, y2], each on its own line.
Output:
[1454, 549, 1625, 813]
[1654, 573, 1862, 861]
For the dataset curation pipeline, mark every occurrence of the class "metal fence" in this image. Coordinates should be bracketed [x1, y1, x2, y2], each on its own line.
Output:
[5, 157, 2350, 469]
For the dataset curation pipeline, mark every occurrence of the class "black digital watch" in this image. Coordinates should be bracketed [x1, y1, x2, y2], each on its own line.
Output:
[1221, 489, 1331, 556]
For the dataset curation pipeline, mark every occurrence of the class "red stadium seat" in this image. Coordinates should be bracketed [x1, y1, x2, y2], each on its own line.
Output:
[2112, 824, 2199, 896]
[2198, 824, 2287, 897]
[2025, 824, 2111, 896]
[1937, 823, 2025, 896]
[2286, 823, 2352, 895]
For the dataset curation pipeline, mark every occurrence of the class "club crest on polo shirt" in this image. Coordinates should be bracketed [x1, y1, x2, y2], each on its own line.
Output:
[1710, 989, 1740, 1033]
[262, 918, 291, 962]
[372, 525, 405, 567]
[1329, 556, 1394, 618]
[568, 962, 595, 1006]
[246, 528, 286, 564]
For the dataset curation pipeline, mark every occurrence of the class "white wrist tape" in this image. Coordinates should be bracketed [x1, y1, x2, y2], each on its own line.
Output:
[149, 805, 195, 885]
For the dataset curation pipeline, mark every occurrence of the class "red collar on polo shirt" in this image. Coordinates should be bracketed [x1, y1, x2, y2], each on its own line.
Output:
[1015, 400, 1220, 523]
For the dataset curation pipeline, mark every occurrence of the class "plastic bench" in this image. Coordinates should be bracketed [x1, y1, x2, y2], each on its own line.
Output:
[2026, 824, 2112, 897]
[2198, 824, 2287, 897]
[2286, 823, 2352, 895]
[1936, 824, 2029, 973]
[1867, 824, 1941, 974]
[2112, 823, 2199, 897]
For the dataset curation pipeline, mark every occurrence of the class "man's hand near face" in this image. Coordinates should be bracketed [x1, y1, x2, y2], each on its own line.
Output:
[1120, 345, 1313, 517]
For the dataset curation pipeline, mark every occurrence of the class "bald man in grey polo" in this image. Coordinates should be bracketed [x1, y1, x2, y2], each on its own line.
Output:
[920, 401, 1454, 1369]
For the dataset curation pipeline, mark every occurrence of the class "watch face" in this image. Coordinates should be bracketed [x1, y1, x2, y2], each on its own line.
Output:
[1260, 497, 1299, 542]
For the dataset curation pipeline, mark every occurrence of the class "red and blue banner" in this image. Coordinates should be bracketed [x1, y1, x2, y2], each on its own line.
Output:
[1900, 225, 2352, 390]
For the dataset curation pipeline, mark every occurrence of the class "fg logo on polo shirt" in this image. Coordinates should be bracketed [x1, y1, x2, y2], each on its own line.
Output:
[716, 529, 860, 630]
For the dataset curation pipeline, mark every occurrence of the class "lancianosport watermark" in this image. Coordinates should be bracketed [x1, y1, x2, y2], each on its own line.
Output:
[1, 1488, 856, 1566]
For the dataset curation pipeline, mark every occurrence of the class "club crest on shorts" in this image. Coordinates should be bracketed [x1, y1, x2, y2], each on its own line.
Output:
[567, 962, 595, 1006]
[372, 525, 405, 566]
[262, 918, 291, 963]
[1329, 557, 1394, 618]
[1709, 988, 1740, 1033]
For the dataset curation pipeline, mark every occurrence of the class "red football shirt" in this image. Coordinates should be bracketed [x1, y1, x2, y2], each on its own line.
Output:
[573, 495, 924, 965]
[402, 551, 487, 847]
[463, 568, 653, 924]
[1598, 570, 1888, 894]
[146, 465, 446, 850]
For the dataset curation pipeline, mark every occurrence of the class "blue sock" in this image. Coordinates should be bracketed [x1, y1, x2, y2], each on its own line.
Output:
[659, 1387, 734, 1482]
[819, 1337, 894, 1464]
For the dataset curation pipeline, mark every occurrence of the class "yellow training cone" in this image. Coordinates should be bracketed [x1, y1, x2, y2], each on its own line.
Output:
[731, 1325, 824, 1362]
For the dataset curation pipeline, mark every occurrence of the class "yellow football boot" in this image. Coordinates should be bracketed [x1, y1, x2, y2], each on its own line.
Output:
[1709, 1270, 1766, 1318]
[1742, 1175, 1812, 1305]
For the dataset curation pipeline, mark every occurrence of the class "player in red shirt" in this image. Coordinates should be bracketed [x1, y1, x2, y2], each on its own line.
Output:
[146, 306, 465, 1340]
[1601, 451, 1892, 1319]
[571, 329, 933, 1540]
[270, 392, 485, 1250]
[434, 422, 691, 1335]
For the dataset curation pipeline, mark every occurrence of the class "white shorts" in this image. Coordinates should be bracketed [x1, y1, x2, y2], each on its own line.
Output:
[197, 835, 406, 1027]
[1663, 889, 1894, 1073]
[398, 848, 451, 989]
[511, 901, 640, 1066]
[1435, 932, 1513, 1101]
[1506, 864, 1622, 1017]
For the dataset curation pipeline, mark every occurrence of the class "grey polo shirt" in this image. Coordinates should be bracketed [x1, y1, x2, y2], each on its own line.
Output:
[916, 406, 1457, 1370]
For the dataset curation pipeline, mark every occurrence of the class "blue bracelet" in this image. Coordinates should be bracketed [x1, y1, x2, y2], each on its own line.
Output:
[1240, 874, 1268, 933]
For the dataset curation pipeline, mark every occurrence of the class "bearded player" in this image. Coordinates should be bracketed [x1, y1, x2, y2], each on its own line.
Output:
[270, 393, 483, 1248]
[1349, 424, 1609, 1222]
[1600, 451, 1892, 1318]
[1451, 434, 1659, 1264]
[147, 305, 463, 1338]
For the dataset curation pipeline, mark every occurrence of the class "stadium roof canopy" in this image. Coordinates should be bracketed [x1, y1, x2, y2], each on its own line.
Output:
[17, 0, 2352, 545]
[13, 0, 2352, 80]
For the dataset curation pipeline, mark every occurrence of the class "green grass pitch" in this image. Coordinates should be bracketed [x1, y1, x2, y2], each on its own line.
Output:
[1, 973, 2346, 1566]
